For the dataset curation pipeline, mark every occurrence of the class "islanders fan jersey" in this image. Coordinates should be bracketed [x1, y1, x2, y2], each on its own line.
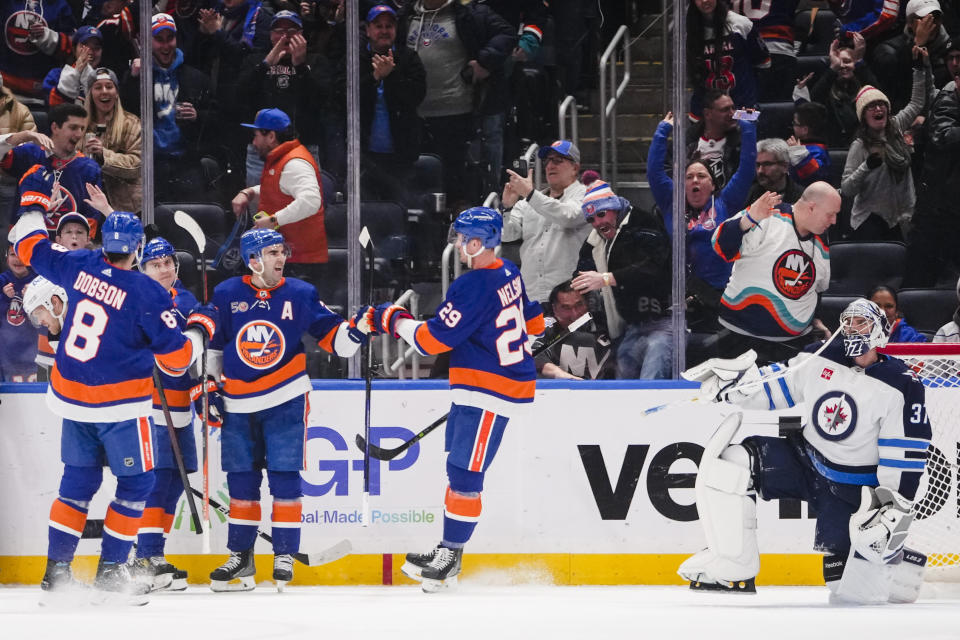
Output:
[3, 148, 103, 233]
[0, 268, 39, 382]
[739, 340, 930, 500]
[729, 0, 800, 57]
[712, 204, 830, 340]
[152, 282, 200, 428]
[408, 258, 544, 414]
[14, 234, 197, 422]
[210, 275, 347, 413]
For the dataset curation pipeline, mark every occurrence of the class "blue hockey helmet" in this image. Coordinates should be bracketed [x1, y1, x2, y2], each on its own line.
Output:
[101, 211, 144, 259]
[140, 237, 178, 273]
[840, 298, 890, 357]
[240, 228, 287, 264]
[452, 206, 502, 249]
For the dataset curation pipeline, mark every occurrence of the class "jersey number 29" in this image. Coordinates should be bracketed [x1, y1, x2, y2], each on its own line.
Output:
[495, 303, 526, 366]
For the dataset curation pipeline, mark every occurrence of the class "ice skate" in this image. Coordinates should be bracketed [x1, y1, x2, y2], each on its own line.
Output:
[39, 560, 88, 606]
[678, 549, 757, 594]
[420, 546, 463, 593]
[92, 560, 150, 606]
[129, 557, 174, 592]
[210, 549, 256, 592]
[273, 554, 293, 592]
[148, 556, 187, 591]
[401, 544, 442, 582]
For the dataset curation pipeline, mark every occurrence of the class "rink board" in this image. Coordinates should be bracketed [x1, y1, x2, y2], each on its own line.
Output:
[1, 380, 834, 585]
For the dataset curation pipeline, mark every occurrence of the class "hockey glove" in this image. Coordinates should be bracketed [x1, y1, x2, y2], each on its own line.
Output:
[373, 302, 413, 339]
[349, 305, 377, 342]
[186, 303, 218, 341]
[18, 164, 56, 215]
[681, 349, 760, 403]
[190, 378, 224, 429]
[849, 486, 915, 565]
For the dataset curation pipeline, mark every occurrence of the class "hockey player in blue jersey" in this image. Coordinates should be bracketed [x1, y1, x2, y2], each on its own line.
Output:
[9, 200, 216, 605]
[678, 298, 931, 604]
[193, 228, 371, 592]
[366, 207, 544, 592]
[129, 237, 201, 592]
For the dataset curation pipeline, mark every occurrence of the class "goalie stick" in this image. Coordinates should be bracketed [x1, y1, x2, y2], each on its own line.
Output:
[642, 325, 843, 416]
[359, 226, 374, 528]
[188, 487, 352, 567]
[174, 209, 212, 553]
[354, 312, 593, 461]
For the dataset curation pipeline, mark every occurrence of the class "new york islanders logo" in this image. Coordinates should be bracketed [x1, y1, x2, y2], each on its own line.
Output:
[772, 249, 815, 300]
[236, 320, 285, 369]
[6, 297, 26, 327]
[811, 391, 858, 441]
[5, 10, 44, 56]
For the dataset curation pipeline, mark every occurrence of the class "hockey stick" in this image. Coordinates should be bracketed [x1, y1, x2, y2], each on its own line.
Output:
[359, 226, 374, 528]
[188, 487, 352, 567]
[354, 312, 593, 461]
[174, 209, 212, 553]
[642, 325, 843, 417]
[153, 369, 203, 535]
[211, 210, 248, 269]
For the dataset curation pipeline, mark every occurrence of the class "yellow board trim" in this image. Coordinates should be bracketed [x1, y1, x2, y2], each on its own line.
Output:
[1, 554, 825, 586]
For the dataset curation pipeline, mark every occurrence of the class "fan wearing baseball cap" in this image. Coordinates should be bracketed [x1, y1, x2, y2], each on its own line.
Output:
[501, 139, 590, 303]
[872, 0, 954, 111]
[43, 26, 104, 107]
[55, 212, 91, 251]
[233, 108, 328, 283]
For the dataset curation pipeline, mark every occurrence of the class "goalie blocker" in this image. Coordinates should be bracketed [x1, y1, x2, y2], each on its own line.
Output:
[679, 298, 932, 604]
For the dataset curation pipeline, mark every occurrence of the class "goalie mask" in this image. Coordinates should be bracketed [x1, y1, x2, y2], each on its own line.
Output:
[840, 298, 889, 357]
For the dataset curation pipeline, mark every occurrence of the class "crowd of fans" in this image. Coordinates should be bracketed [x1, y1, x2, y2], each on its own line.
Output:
[3, 0, 960, 383]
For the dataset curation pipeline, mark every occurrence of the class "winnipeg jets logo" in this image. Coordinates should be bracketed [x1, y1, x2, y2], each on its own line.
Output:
[812, 391, 858, 441]
[236, 320, 285, 369]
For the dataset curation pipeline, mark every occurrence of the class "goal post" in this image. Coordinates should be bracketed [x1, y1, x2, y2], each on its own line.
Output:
[878, 343, 960, 580]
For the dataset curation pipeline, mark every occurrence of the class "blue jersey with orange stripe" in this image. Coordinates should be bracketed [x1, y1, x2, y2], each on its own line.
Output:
[153, 282, 200, 428]
[713, 204, 830, 339]
[15, 232, 197, 421]
[729, 0, 800, 57]
[4, 150, 103, 233]
[210, 275, 346, 413]
[409, 258, 544, 410]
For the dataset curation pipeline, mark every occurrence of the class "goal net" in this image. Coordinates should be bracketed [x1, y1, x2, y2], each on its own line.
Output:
[879, 343, 960, 581]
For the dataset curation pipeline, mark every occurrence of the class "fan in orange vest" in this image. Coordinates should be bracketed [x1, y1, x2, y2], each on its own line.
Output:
[231, 108, 327, 272]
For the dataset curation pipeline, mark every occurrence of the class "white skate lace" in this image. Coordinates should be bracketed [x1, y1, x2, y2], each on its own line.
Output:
[275, 555, 293, 572]
[149, 556, 169, 569]
[222, 552, 245, 571]
[427, 547, 454, 569]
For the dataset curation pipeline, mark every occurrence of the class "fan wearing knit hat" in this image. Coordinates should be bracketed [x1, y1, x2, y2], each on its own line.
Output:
[840, 62, 929, 241]
[572, 180, 673, 379]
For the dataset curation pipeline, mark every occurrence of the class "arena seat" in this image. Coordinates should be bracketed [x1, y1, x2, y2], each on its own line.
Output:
[155, 203, 230, 261]
[817, 293, 859, 331]
[827, 149, 848, 188]
[897, 288, 958, 334]
[757, 102, 795, 140]
[827, 241, 906, 295]
[795, 9, 837, 57]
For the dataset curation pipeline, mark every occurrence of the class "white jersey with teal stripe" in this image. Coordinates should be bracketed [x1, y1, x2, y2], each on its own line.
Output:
[715, 207, 830, 340]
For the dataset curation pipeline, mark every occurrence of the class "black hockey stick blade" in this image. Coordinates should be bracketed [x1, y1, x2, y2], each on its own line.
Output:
[353, 313, 593, 461]
[188, 487, 351, 567]
[82, 518, 105, 539]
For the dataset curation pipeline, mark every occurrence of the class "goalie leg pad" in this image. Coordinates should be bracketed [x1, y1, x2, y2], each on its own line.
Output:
[888, 548, 926, 604]
[828, 547, 891, 605]
[680, 415, 760, 584]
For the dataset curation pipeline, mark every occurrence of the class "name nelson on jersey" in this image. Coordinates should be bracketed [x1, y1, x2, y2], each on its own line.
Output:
[496, 276, 523, 307]
[72, 270, 127, 310]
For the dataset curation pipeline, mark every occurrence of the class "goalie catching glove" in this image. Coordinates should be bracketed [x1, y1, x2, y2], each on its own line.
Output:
[681, 349, 761, 404]
[849, 486, 915, 565]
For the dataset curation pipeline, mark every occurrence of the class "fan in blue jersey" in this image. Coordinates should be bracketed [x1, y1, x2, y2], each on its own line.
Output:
[0, 247, 38, 381]
[9, 204, 216, 606]
[126, 237, 201, 592]
[193, 227, 371, 592]
[678, 298, 932, 604]
[366, 207, 545, 592]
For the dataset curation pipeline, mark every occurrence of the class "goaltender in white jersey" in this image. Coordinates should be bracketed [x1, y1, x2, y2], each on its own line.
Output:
[679, 298, 931, 604]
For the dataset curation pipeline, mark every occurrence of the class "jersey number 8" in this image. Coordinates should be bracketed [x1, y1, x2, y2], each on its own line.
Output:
[64, 300, 179, 362]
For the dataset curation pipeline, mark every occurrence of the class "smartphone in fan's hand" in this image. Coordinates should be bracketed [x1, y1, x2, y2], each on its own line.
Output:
[511, 158, 529, 175]
[733, 109, 760, 121]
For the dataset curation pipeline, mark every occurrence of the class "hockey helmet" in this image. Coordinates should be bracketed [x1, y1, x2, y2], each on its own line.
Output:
[140, 236, 180, 280]
[22, 275, 67, 328]
[452, 206, 502, 249]
[240, 228, 288, 264]
[101, 211, 145, 261]
[840, 298, 890, 357]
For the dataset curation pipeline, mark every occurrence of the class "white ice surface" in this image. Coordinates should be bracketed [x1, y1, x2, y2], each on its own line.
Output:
[3, 584, 959, 640]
